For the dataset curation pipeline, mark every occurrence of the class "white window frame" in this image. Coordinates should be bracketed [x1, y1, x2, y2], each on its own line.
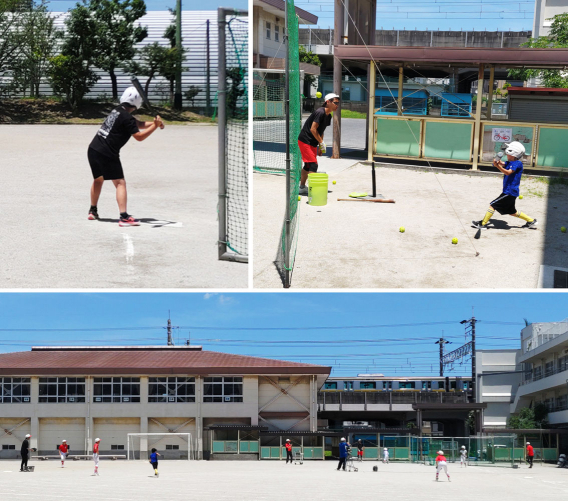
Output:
[203, 376, 243, 403]
[38, 377, 86, 403]
[93, 377, 140, 403]
[266, 21, 271, 40]
[0, 377, 31, 403]
[148, 377, 196, 403]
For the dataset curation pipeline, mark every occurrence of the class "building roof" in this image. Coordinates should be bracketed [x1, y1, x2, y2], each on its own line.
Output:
[334, 46, 568, 69]
[509, 87, 568, 96]
[254, 0, 318, 25]
[0, 347, 331, 376]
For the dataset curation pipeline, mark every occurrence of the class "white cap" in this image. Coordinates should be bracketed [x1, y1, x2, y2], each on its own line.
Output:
[437, 451, 444, 455]
[504, 141, 525, 159]
[286, 439, 290, 442]
[25, 434, 31, 438]
[95, 438, 101, 442]
[324, 93, 340, 102]
[120, 86, 143, 110]
[62, 439, 67, 442]
[384, 447, 388, 450]
[526, 442, 530, 445]
[340, 437, 346, 442]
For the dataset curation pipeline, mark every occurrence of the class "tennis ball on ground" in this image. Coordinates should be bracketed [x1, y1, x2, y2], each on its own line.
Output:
[399, 227, 405, 233]
[316, 91, 322, 98]
[332, 180, 336, 185]
[452, 237, 458, 245]
[562, 227, 567, 233]
[298, 195, 301, 201]
[519, 195, 524, 199]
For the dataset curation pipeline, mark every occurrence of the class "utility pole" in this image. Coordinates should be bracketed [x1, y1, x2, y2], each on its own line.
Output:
[460, 314, 477, 403]
[206, 19, 210, 116]
[167, 313, 173, 346]
[435, 336, 451, 377]
[174, 0, 183, 109]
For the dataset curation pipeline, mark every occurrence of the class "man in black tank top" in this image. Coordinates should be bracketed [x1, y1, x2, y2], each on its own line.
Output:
[87, 86, 164, 226]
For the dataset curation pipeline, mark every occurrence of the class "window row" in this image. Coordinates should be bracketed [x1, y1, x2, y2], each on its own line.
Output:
[323, 380, 470, 390]
[0, 377, 243, 403]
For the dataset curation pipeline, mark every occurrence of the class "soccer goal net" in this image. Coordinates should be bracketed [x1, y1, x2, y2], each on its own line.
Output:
[127, 433, 194, 461]
[218, 7, 248, 263]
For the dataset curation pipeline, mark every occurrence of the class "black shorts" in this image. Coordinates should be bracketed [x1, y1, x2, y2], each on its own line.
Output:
[151, 462, 158, 469]
[490, 193, 517, 215]
[88, 147, 124, 180]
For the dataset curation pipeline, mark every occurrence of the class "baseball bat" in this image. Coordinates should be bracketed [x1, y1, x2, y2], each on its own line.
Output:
[130, 76, 164, 129]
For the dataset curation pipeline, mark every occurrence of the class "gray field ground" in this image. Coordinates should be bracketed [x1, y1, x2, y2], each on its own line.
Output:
[0, 459, 565, 501]
[0, 124, 247, 288]
[254, 157, 568, 289]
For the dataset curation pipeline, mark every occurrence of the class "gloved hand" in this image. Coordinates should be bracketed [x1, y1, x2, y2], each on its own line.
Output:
[318, 142, 326, 155]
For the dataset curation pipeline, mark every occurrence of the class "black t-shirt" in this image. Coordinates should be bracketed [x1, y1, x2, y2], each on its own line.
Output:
[89, 105, 140, 158]
[298, 107, 332, 147]
[21, 439, 29, 456]
[357, 442, 364, 451]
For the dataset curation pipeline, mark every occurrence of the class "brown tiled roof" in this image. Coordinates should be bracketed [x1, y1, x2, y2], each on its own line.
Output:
[0, 348, 331, 376]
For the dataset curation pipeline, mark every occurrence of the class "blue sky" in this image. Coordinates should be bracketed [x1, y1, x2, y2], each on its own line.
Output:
[47, 0, 248, 12]
[1, 293, 566, 377]
[295, 0, 535, 32]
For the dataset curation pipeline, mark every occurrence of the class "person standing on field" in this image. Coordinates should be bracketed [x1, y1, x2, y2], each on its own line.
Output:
[435, 450, 451, 482]
[297, 94, 340, 196]
[87, 87, 164, 226]
[285, 439, 293, 464]
[460, 445, 467, 467]
[20, 434, 32, 472]
[58, 439, 69, 468]
[526, 442, 535, 468]
[93, 438, 101, 476]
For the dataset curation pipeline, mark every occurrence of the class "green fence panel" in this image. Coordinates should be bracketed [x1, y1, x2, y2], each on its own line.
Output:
[249, 441, 259, 453]
[514, 449, 524, 460]
[495, 448, 512, 461]
[394, 447, 410, 460]
[270, 447, 280, 458]
[481, 124, 534, 163]
[212, 441, 225, 453]
[240, 441, 250, 452]
[303, 447, 324, 459]
[543, 448, 557, 460]
[226, 441, 238, 452]
[424, 121, 472, 161]
[536, 127, 568, 169]
[375, 118, 421, 157]
[260, 447, 271, 459]
[365, 447, 379, 459]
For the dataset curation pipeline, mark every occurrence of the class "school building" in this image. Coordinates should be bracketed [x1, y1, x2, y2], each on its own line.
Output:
[0, 346, 330, 460]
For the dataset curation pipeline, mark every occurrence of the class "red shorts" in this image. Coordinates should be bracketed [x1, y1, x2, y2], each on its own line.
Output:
[357, 450, 363, 456]
[298, 140, 318, 165]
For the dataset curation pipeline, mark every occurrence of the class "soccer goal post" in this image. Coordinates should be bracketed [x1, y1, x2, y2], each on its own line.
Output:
[127, 433, 193, 461]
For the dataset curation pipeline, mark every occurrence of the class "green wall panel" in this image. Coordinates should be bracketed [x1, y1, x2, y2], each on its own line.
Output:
[536, 127, 568, 168]
[424, 121, 472, 161]
[375, 118, 421, 157]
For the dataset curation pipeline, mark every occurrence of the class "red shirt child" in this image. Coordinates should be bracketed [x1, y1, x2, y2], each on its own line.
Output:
[285, 442, 292, 452]
[59, 443, 69, 454]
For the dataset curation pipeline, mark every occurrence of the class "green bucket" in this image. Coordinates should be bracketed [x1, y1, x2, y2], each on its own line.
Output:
[308, 173, 328, 206]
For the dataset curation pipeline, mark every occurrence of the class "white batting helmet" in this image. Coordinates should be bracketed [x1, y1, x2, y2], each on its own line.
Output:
[120, 87, 143, 110]
[504, 141, 525, 159]
[95, 438, 101, 442]
[62, 439, 67, 442]
[437, 450, 444, 455]
[25, 434, 31, 438]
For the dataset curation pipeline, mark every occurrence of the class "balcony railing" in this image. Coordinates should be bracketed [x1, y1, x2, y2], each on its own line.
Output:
[318, 391, 470, 410]
[520, 364, 568, 386]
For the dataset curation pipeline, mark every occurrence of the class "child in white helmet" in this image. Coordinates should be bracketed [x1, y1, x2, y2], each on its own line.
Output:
[383, 447, 389, 464]
[58, 439, 69, 467]
[87, 87, 164, 226]
[435, 450, 450, 481]
[460, 445, 467, 467]
[472, 141, 536, 230]
[93, 438, 101, 476]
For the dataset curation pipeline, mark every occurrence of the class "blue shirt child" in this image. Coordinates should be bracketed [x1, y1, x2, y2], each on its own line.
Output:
[502, 160, 523, 197]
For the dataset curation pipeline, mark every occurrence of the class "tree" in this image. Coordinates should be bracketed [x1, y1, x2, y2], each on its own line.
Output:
[465, 411, 476, 434]
[47, 3, 99, 111]
[299, 45, 321, 92]
[226, 67, 245, 118]
[89, 0, 148, 100]
[12, 0, 62, 97]
[159, 9, 186, 105]
[508, 13, 568, 88]
[508, 404, 548, 429]
[124, 42, 170, 96]
[184, 85, 199, 106]
[0, 0, 26, 91]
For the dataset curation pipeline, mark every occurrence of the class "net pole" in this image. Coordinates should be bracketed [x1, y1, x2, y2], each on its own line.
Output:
[218, 8, 228, 260]
[284, 0, 291, 288]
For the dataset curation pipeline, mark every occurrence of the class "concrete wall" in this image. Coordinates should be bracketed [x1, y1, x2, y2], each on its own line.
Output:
[253, 8, 285, 60]
[534, 0, 568, 38]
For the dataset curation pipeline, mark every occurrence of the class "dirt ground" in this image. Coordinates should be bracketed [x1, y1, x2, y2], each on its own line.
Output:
[0, 124, 247, 288]
[253, 159, 568, 289]
[0, 98, 210, 125]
